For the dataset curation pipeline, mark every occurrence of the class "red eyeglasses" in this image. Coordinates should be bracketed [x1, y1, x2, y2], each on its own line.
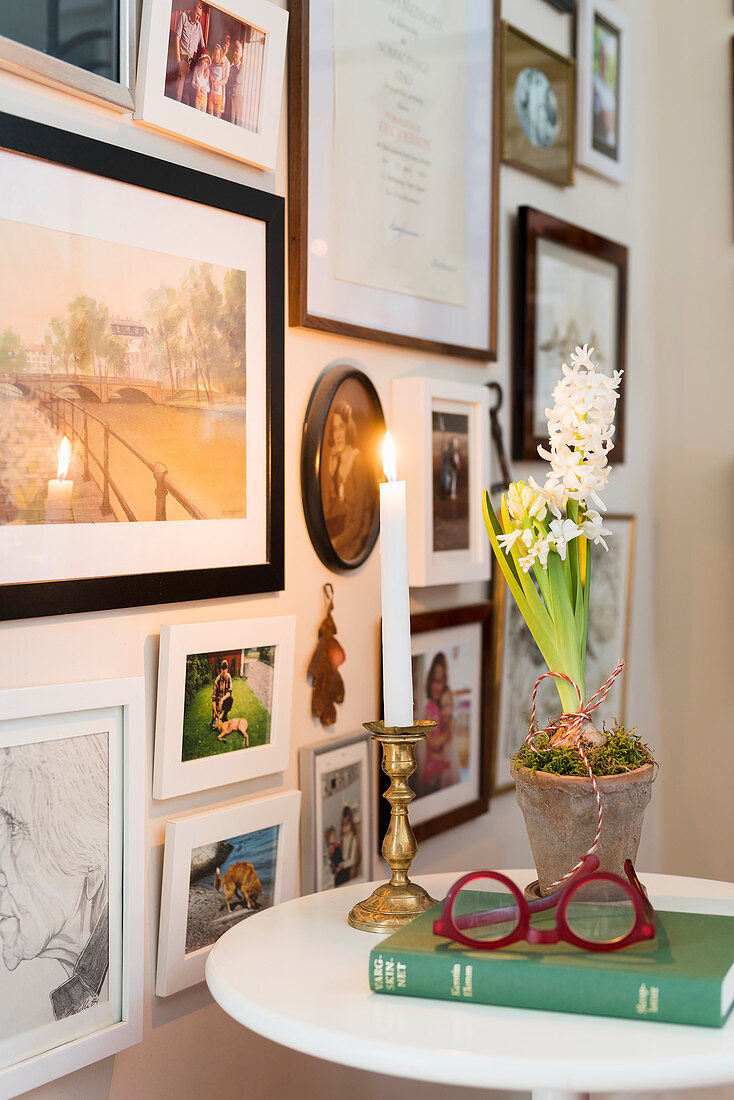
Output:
[432, 855, 656, 952]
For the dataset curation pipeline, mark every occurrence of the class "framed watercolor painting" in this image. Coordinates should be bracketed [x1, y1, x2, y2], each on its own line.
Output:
[0, 112, 284, 621]
[288, 0, 500, 360]
[514, 205, 628, 463]
[576, 0, 630, 183]
[378, 603, 492, 842]
[491, 515, 635, 794]
[301, 364, 385, 573]
[501, 22, 575, 188]
[391, 377, 490, 587]
[299, 730, 373, 894]
[0, 677, 144, 1098]
[136, 0, 288, 169]
[156, 789, 300, 996]
[153, 615, 295, 799]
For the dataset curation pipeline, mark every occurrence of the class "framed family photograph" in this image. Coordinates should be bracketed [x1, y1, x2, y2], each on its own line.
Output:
[136, 0, 288, 169]
[0, 113, 284, 621]
[0, 677, 144, 1098]
[491, 515, 635, 794]
[301, 364, 385, 572]
[514, 205, 628, 462]
[289, 0, 500, 360]
[576, 0, 629, 182]
[298, 730, 373, 895]
[156, 789, 300, 996]
[391, 377, 490, 587]
[378, 604, 492, 842]
[501, 22, 575, 187]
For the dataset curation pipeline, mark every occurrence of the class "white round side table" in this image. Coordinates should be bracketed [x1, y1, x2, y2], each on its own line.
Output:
[206, 870, 734, 1100]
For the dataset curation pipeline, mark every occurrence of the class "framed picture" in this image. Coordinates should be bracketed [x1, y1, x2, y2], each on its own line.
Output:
[301, 364, 385, 572]
[391, 377, 490, 588]
[0, 677, 144, 1097]
[298, 730, 373, 894]
[0, 0, 135, 109]
[576, 0, 629, 182]
[378, 604, 492, 842]
[541, 0, 575, 11]
[491, 515, 635, 794]
[153, 615, 295, 799]
[0, 112, 284, 622]
[136, 0, 288, 169]
[501, 22, 575, 187]
[288, 0, 500, 361]
[156, 789, 300, 996]
[514, 205, 628, 463]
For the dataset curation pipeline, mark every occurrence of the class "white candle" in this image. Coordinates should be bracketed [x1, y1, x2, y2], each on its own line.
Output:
[380, 432, 414, 727]
[45, 436, 73, 524]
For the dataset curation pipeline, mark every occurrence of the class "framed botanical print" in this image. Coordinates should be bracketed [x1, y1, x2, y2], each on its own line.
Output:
[156, 789, 300, 996]
[136, 0, 288, 169]
[491, 515, 635, 794]
[576, 0, 630, 182]
[0, 677, 144, 1097]
[289, 0, 501, 361]
[0, 112, 284, 621]
[153, 615, 295, 799]
[501, 22, 575, 187]
[514, 205, 628, 462]
[298, 730, 373, 894]
[301, 364, 385, 572]
[391, 377, 490, 587]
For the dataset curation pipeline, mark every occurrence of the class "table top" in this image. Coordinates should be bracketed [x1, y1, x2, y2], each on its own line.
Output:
[206, 870, 734, 1094]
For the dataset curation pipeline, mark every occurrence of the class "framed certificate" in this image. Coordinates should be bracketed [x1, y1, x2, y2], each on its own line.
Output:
[289, 0, 500, 361]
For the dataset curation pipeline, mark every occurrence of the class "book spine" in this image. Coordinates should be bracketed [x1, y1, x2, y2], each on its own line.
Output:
[369, 949, 723, 1027]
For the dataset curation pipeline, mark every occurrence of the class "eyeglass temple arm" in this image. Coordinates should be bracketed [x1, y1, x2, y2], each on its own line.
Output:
[452, 891, 558, 932]
[625, 859, 655, 927]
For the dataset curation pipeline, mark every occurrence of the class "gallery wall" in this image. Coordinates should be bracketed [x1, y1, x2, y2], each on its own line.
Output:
[0, 0, 692, 1097]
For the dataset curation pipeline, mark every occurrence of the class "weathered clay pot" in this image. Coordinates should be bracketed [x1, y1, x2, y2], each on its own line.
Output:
[513, 762, 655, 896]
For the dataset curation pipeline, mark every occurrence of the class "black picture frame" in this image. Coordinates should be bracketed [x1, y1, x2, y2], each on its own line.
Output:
[301, 364, 385, 573]
[0, 112, 284, 621]
[542, 0, 575, 11]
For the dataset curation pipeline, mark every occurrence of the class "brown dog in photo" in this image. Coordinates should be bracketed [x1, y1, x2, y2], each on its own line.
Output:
[213, 715, 249, 745]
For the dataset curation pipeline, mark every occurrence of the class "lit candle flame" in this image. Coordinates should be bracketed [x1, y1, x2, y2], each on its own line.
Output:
[57, 436, 71, 481]
[382, 431, 397, 483]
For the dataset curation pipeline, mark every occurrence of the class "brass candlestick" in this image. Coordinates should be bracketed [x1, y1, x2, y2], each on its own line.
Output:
[348, 720, 437, 933]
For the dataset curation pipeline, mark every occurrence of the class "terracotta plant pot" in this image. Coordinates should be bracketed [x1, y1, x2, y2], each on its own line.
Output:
[512, 762, 655, 896]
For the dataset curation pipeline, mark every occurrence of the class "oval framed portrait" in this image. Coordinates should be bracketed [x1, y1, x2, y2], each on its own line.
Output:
[301, 365, 385, 572]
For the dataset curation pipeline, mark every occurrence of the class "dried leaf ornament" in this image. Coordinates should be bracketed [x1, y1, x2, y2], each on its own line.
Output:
[307, 583, 345, 727]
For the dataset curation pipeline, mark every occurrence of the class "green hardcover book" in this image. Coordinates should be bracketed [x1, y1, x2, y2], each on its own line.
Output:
[369, 901, 734, 1027]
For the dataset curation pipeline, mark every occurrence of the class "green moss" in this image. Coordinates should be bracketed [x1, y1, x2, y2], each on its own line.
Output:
[513, 726, 657, 778]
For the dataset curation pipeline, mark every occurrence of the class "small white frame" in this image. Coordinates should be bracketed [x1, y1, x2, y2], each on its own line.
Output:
[135, 0, 288, 169]
[153, 615, 296, 800]
[156, 789, 300, 996]
[0, 677, 144, 1100]
[576, 0, 630, 183]
[391, 377, 490, 588]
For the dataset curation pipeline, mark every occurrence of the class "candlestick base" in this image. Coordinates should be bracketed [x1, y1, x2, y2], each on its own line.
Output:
[347, 720, 438, 934]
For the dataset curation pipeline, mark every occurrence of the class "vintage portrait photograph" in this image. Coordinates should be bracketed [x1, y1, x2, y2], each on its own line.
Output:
[431, 408, 470, 554]
[185, 824, 279, 953]
[593, 13, 620, 159]
[181, 645, 274, 762]
[318, 762, 363, 892]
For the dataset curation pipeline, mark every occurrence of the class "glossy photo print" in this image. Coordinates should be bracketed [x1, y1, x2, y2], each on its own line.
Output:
[592, 13, 620, 159]
[431, 408, 470, 554]
[318, 762, 363, 892]
[181, 645, 275, 762]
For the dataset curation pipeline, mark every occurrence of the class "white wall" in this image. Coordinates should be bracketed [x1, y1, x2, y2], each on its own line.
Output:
[0, 0, 671, 1097]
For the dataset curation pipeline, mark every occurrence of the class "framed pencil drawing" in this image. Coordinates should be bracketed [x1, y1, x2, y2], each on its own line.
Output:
[289, 0, 501, 360]
[0, 112, 284, 621]
[576, 0, 629, 182]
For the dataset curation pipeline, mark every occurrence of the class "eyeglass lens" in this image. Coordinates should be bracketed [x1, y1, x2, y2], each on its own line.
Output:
[564, 879, 636, 944]
[450, 877, 521, 942]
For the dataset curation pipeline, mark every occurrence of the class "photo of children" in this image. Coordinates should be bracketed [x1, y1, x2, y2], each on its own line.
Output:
[318, 762, 363, 891]
[181, 645, 275, 762]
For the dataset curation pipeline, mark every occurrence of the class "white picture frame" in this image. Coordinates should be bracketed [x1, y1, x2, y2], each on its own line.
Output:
[0, 677, 144, 1100]
[575, 0, 630, 183]
[156, 789, 300, 996]
[136, 0, 288, 170]
[153, 615, 296, 799]
[391, 377, 490, 588]
[298, 730, 373, 895]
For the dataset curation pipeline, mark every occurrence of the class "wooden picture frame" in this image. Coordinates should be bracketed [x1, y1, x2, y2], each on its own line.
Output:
[288, 0, 501, 361]
[514, 205, 628, 463]
[576, 0, 630, 182]
[0, 112, 284, 621]
[378, 603, 493, 843]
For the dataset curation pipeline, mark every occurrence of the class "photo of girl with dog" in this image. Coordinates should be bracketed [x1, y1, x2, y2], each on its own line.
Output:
[181, 645, 275, 762]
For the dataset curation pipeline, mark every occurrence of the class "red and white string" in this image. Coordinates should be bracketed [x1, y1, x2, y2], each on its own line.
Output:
[524, 660, 625, 890]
